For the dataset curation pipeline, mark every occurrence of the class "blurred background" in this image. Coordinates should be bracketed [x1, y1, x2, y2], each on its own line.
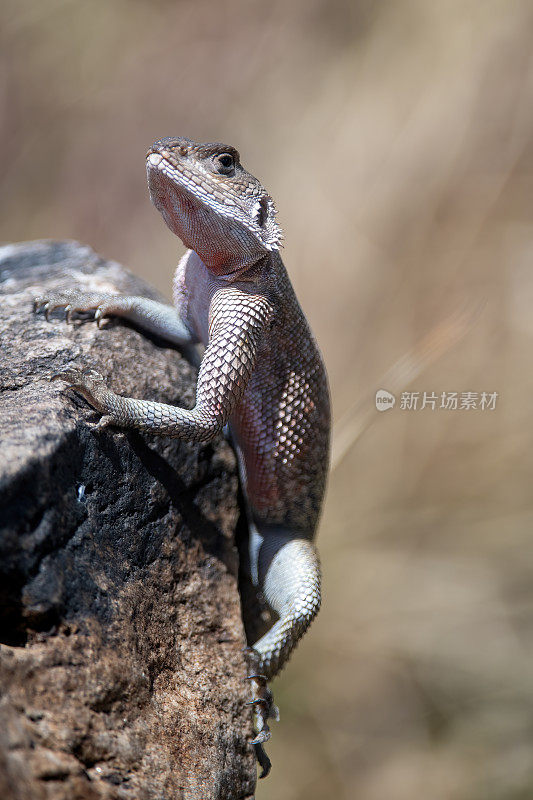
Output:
[2, 1, 533, 797]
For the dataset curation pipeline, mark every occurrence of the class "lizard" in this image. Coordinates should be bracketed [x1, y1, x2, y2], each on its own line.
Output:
[34, 136, 331, 777]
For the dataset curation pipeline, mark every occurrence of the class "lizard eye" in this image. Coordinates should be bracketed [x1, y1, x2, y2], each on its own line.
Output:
[213, 153, 235, 174]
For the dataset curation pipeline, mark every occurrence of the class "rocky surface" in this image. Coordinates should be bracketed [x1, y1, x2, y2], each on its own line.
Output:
[0, 241, 256, 800]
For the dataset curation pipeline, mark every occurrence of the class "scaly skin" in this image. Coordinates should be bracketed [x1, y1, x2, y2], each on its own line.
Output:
[34, 137, 330, 775]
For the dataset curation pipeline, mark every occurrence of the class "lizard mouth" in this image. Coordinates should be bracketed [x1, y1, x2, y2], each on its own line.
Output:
[147, 153, 201, 215]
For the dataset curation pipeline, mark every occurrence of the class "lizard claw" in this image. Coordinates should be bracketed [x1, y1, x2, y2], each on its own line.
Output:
[90, 414, 115, 430]
[94, 307, 105, 328]
[34, 296, 52, 314]
[51, 367, 110, 415]
[254, 743, 272, 779]
[251, 729, 271, 746]
[33, 290, 116, 325]
[51, 367, 84, 384]
[244, 646, 279, 774]
[246, 698, 270, 709]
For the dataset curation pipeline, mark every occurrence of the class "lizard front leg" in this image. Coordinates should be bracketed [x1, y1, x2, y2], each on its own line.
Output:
[52, 288, 273, 442]
[34, 291, 196, 347]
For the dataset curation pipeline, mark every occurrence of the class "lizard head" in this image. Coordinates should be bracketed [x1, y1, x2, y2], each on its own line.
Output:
[146, 137, 283, 275]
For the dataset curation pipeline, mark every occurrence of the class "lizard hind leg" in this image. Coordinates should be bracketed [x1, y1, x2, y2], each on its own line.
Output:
[250, 527, 322, 679]
[245, 526, 321, 771]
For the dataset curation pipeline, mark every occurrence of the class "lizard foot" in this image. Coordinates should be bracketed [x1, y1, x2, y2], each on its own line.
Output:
[51, 367, 112, 417]
[34, 290, 118, 326]
[244, 647, 279, 778]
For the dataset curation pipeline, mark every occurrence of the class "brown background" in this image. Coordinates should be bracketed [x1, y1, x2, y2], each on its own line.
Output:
[2, 1, 532, 797]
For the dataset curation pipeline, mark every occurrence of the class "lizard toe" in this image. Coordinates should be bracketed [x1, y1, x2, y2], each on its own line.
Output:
[51, 367, 109, 413]
[253, 742, 272, 779]
[51, 366, 85, 385]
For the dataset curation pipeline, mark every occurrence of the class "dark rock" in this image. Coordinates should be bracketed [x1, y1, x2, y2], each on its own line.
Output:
[0, 241, 256, 799]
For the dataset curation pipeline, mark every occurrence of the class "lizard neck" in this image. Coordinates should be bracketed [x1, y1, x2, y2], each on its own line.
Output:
[216, 252, 275, 284]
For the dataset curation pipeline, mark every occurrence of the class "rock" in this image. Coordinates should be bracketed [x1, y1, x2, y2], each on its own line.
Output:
[0, 241, 256, 800]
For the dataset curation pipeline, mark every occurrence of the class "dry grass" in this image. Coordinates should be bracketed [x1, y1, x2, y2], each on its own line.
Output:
[2, 1, 533, 796]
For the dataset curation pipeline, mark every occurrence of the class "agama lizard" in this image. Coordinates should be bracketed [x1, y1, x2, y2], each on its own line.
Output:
[34, 137, 331, 777]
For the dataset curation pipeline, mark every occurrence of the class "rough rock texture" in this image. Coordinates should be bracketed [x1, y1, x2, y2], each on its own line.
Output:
[0, 241, 256, 800]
